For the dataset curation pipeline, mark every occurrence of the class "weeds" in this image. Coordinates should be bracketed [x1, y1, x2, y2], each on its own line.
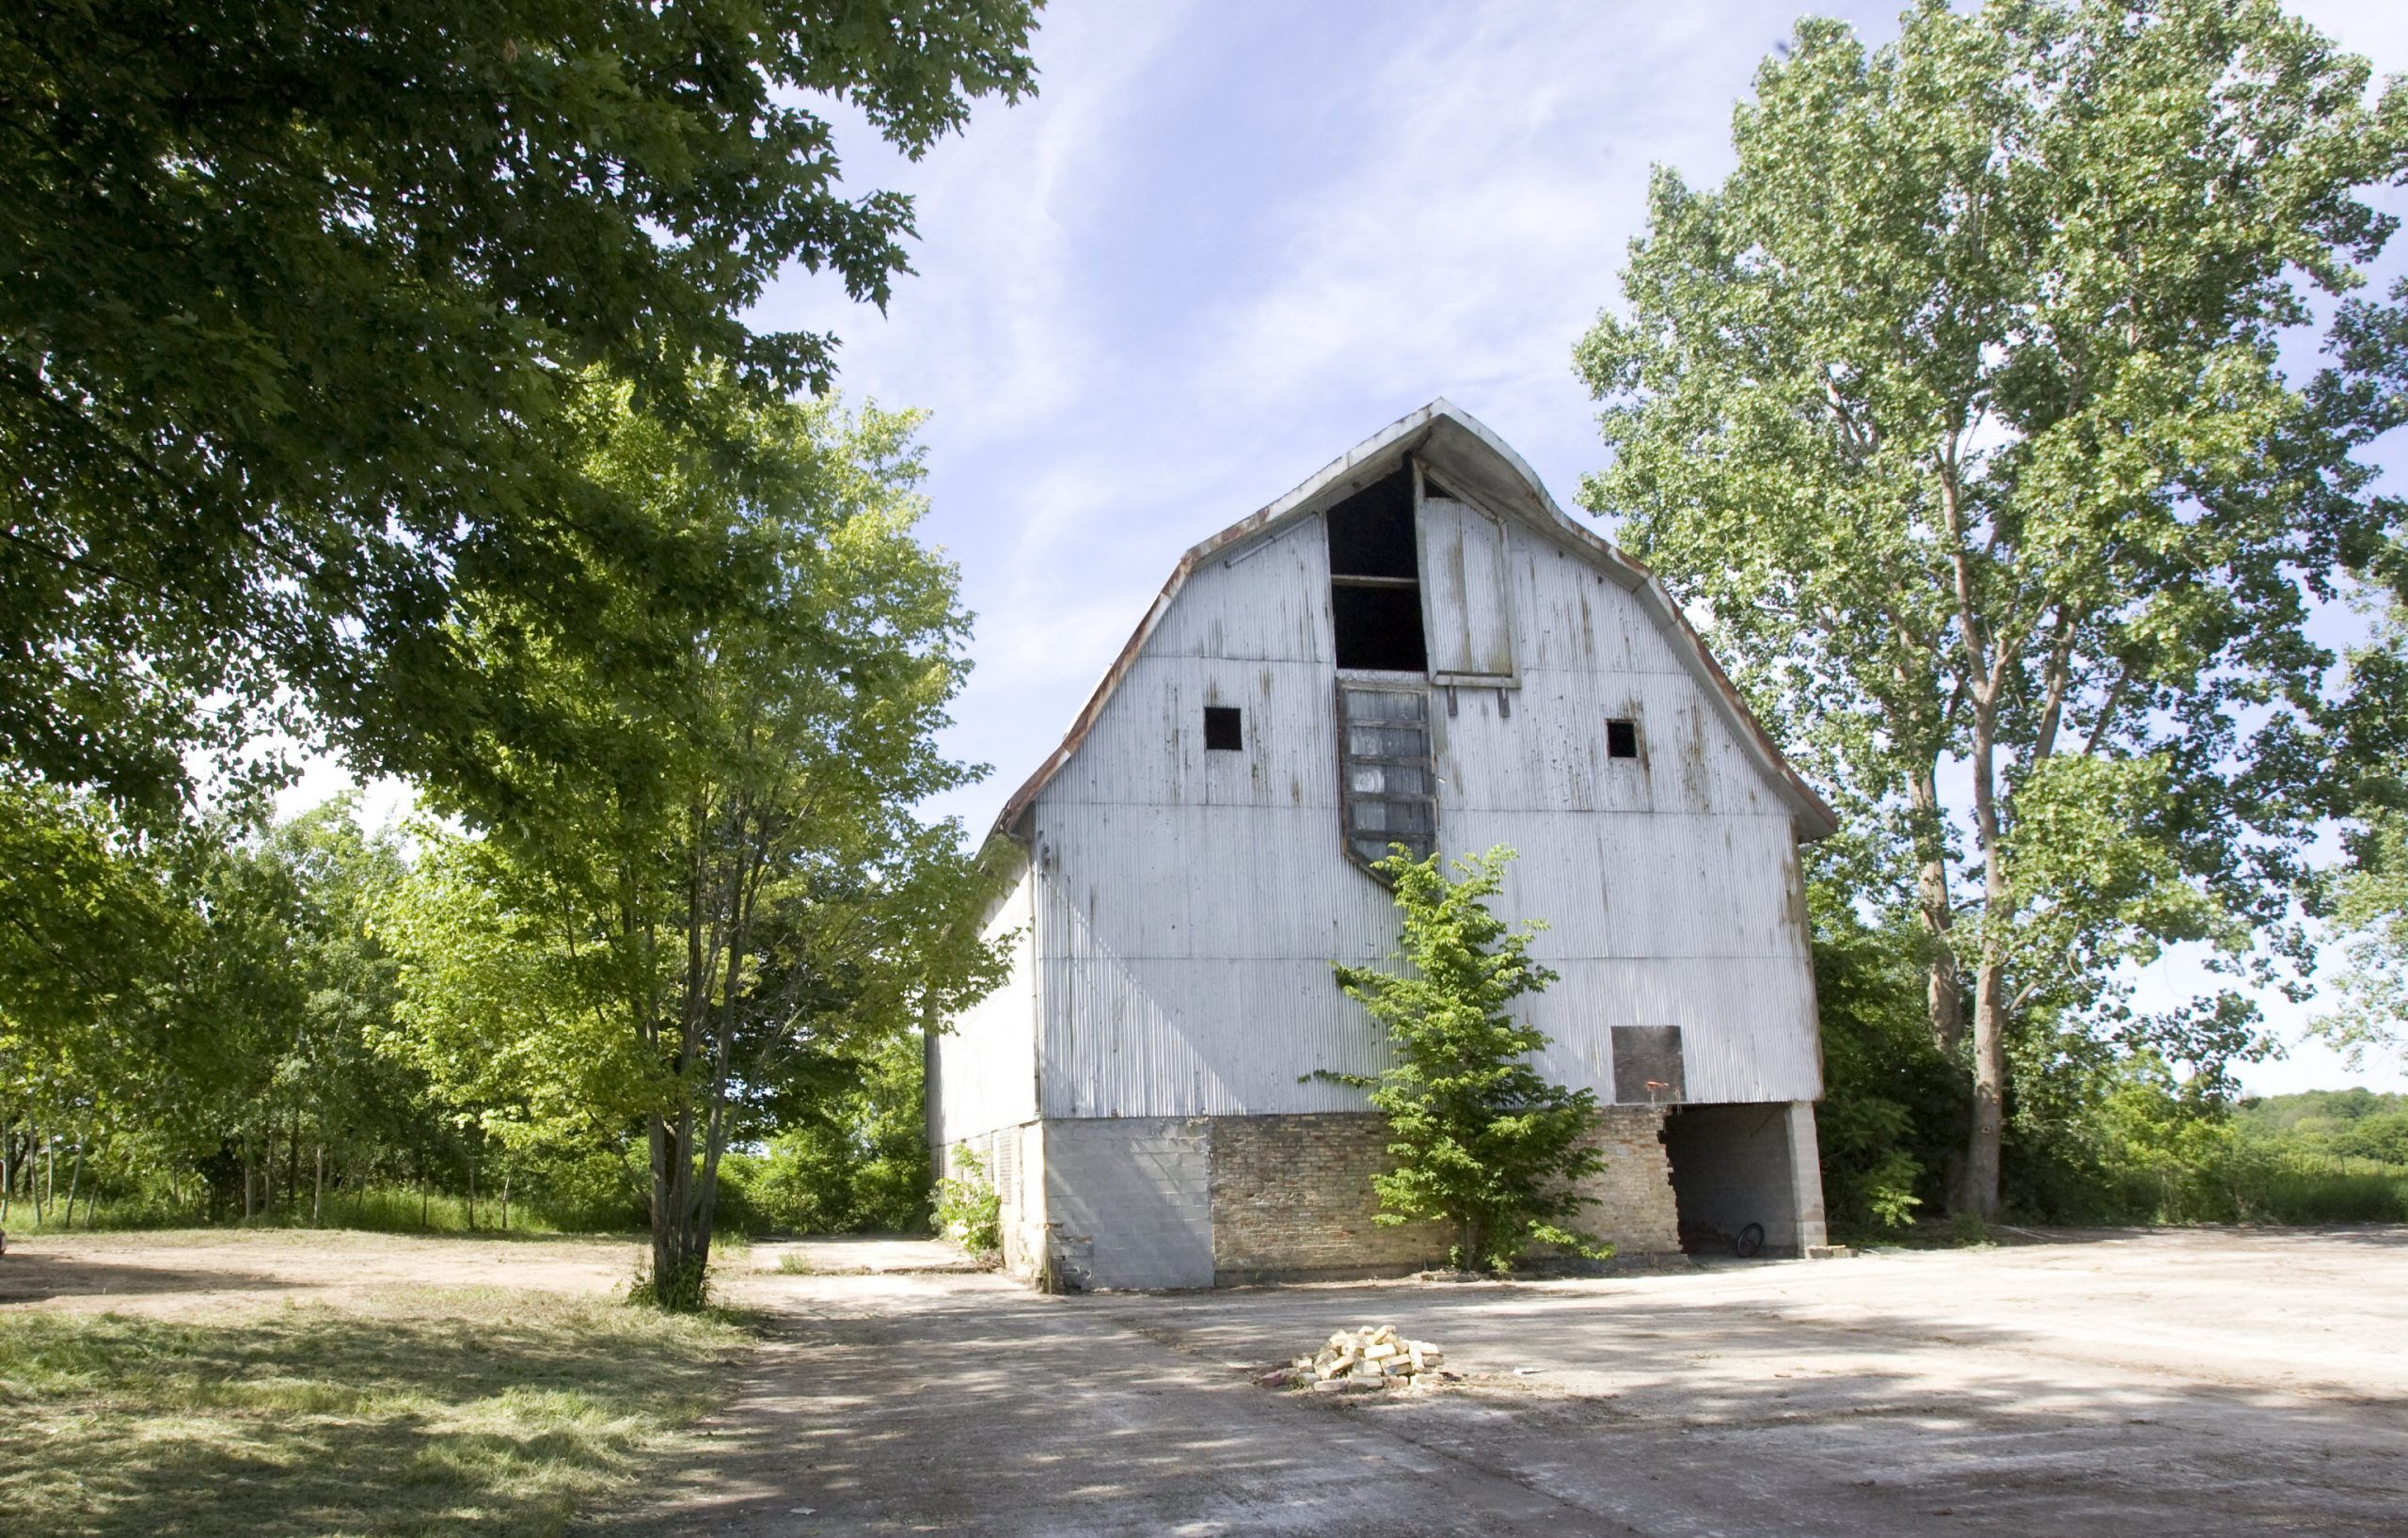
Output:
[934, 1147, 1002, 1261]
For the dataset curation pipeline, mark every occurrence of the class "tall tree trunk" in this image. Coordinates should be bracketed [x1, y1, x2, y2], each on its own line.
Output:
[467, 1146, 478, 1231]
[63, 1134, 82, 1229]
[312, 1144, 324, 1225]
[1964, 703, 2008, 1222]
[1908, 766, 1967, 1060]
[499, 1168, 510, 1232]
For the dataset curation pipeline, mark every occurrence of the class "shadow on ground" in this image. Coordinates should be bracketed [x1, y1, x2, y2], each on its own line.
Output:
[592, 1242, 2408, 1538]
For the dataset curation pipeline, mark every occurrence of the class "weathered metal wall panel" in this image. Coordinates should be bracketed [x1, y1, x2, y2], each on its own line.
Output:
[1418, 497, 1515, 682]
[932, 850, 1040, 1146]
[1031, 503, 1824, 1118]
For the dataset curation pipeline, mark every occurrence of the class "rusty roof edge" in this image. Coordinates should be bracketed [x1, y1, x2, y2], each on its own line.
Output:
[986, 399, 1838, 847]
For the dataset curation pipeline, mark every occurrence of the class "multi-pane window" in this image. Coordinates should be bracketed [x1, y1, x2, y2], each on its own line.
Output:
[1338, 684, 1435, 870]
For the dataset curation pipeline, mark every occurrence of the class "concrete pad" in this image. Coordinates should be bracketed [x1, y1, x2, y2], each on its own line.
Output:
[747, 1234, 982, 1276]
[603, 1227, 2408, 1536]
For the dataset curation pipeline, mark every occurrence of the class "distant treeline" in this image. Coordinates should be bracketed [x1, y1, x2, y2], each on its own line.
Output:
[1814, 886, 2408, 1238]
[0, 796, 943, 1241]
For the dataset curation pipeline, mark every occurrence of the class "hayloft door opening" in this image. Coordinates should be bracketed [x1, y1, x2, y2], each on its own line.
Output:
[1326, 468, 1428, 673]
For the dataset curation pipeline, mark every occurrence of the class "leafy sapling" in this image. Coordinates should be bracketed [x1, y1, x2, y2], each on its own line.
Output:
[1322, 845, 1610, 1273]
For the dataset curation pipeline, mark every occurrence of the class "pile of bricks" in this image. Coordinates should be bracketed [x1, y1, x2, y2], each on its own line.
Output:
[1262, 1324, 1446, 1392]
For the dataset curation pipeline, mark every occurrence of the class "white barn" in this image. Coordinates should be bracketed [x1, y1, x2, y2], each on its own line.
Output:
[933, 402, 1834, 1289]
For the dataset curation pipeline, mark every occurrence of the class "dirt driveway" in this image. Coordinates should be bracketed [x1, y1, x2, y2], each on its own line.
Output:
[6, 1227, 2400, 1533]
[614, 1228, 2408, 1538]
[0, 1228, 642, 1316]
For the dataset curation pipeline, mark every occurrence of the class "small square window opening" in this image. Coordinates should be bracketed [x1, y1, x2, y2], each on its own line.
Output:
[1204, 705, 1243, 752]
[1606, 718, 1639, 759]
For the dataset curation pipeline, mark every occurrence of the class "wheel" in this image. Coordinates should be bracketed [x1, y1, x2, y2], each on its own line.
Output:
[1733, 1222, 1765, 1259]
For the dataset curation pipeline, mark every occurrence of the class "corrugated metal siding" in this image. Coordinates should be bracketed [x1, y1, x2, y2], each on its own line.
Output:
[933, 851, 1040, 1145]
[1032, 507, 1823, 1118]
[1418, 497, 1515, 682]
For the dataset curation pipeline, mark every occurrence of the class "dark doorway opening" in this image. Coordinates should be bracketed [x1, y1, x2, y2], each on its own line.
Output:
[1326, 469, 1427, 672]
[1663, 1103, 1804, 1258]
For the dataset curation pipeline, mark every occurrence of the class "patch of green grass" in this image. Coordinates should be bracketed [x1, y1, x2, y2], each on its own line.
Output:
[0, 1287, 751, 1537]
[2251, 1165, 2408, 1224]
[0, 1184, 641, 1238]
[771, 1253, 813, 1275]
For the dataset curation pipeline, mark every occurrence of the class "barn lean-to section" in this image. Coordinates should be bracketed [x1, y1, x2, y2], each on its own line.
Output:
[933, 401, 1836, 1288]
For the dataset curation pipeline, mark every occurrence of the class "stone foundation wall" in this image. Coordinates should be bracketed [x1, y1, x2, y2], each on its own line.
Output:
[1206, 1108, 1680, 1282]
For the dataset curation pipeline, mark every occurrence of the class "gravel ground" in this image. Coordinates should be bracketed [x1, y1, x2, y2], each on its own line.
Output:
[611, 1227, 2408, 1537]
[10, 1225, 2400, 1534]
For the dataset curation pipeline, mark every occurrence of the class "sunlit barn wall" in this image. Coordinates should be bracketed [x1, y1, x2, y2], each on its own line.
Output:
[1022, 505, 1821, 1120]
[931, 847, 1040, 1147]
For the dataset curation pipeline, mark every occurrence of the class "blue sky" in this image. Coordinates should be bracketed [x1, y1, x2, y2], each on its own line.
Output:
[304, 1, 2408, 1092]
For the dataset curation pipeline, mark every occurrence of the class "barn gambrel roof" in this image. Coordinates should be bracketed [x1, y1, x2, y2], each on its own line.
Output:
[991, 400, 1839, 845]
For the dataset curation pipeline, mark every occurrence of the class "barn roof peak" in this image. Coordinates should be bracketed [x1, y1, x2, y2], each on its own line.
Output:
[990, 400, 1837, 844]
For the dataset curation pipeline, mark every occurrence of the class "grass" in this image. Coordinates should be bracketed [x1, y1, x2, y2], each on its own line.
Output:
[0, 1286, 752, 1538]
[0, 1185, 643, 1240]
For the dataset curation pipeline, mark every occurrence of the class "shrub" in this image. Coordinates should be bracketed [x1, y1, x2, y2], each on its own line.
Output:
[934, 1146, 1002, 1259]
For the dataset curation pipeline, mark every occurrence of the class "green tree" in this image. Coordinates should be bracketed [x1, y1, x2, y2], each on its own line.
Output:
[1, 792, 436, 1227]
[2314, 559, 2408, 1070]
[1, 0, 1038, 818]
[385, 386, 1006, 1306]
[1575, 0, 2408, 1216]
[1325, 846, 1606, 1272]
[1807, 882, 1960, 1232]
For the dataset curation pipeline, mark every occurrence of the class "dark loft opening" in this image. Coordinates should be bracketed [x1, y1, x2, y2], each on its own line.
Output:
[1326, 468, 1428, 672]
[1607, 719, 1639, 759]
[1204, 705, 1243, 751]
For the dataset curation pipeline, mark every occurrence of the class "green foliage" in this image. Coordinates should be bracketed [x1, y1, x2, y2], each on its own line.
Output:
[1809, 878, 2408, 1233]
[934, 1146, 1003, 1259]
[2236, 1089, 2408, 1167]
[731, 1029, 935, 1233]
[377, 389, 1008, 1308]
[0, 1286, 746, 1537]
[1576, 0, 2408, 1215]
[1809, 883, 1961, 1233]
[1324, 846, 1606, 1272]
[2319, 801, 2408, 1070]
[0, 792, 478, 1233]
[0, 0, 1038, 819]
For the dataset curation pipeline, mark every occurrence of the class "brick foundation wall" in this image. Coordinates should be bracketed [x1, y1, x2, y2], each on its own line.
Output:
[1207, 1108, 1681, 1281]
[1210, 1115, 1453, 1279]
[1561, 1105, 1682, 1256]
